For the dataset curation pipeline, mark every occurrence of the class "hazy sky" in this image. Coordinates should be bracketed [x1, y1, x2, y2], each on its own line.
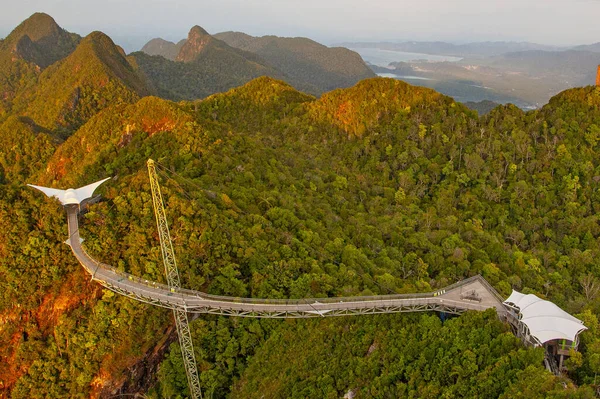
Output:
[2, 0, 600, 52]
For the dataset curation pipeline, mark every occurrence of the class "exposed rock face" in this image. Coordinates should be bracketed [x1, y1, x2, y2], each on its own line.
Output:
[176, 26, 212, 62]
[97, 324, 178, 398]
[596, 65, 600, 86]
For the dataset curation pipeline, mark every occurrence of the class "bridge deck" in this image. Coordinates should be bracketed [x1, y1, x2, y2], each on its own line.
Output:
[66, 205, 506, 318]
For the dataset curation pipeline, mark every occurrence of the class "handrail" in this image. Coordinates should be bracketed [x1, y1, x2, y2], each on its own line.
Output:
[79, 241, 503, 306]
[67, 205, 507, 313]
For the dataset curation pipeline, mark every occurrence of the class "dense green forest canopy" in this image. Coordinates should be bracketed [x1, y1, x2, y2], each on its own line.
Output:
[2, 74, 600, 398]
[2, 12, 600, 399]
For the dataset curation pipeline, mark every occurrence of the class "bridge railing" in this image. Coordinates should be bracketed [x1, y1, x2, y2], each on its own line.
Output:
[79, 244, 442, 303]
[442, 275, 506, 303]
[93, 261, 437, 304]
[72, 200, 505, 309]
[80, 240, 505, 308]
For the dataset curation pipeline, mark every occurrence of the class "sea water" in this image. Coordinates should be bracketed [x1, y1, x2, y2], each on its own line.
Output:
[349, 47, 462, 67]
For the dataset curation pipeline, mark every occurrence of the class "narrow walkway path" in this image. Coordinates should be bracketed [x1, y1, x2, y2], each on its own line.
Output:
[66, 205, 507, 318]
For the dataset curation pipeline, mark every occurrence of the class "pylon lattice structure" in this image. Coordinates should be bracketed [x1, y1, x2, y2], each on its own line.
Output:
[148, 159, 203, 399]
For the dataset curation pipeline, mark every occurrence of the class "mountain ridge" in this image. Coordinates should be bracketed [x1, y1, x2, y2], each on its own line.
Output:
[132, 25, 284, 101]
[0, 13, 81, 117]
[213, 31, 376, 94]
[573, 42, 600, 53]
[138, 29, 375, 97]
[12, 30, 153, 135]
[340, 40, 565, 58]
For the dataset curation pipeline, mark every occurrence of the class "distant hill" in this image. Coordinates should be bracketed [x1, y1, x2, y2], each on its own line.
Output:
[175, 26, 277, 73]
[0, 13, 81, 117]
[340, 41, 563, 58]
[470, 50, 600, 85]
[12, 31, 152, 135]
[572, 42, 600, 53]
[140, 38, 186, 60]
[133, 26, 283, 101]
[0, 12, 80, 69]
[463, 99, 500, 115]
[214, 31, 375, 94]
[212, 31, 254, 49]
[138, 29, 374, 97]
[0, 13, 152, 136]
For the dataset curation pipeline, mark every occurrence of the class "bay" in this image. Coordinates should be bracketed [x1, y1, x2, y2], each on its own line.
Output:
[350, 47, 462, 67]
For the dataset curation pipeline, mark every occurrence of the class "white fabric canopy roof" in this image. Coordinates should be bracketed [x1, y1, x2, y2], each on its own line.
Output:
[28, 178, 111, 206]
[504, 290, 587, 345]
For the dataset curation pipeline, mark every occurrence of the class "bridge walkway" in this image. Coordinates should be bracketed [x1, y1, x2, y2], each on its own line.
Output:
[66, 205, 507, 319]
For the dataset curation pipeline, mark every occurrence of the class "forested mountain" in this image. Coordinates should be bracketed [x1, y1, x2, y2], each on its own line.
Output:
[132, 26, 284, 101]
[0, 15, 153, 140]
[12, 31, 153, 135]
[3, 11, 600, 399]
[0, 12, 80, 69]
[0, 13, 80, 119]
[213, 31, 375, 94]
[137, 28, 374, 98]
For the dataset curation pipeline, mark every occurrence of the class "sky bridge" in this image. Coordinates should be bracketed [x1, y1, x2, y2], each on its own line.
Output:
[64, 204, 507, 318]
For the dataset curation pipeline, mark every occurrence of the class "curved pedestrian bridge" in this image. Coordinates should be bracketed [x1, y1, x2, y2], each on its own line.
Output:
[64, 204, 507, 319]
